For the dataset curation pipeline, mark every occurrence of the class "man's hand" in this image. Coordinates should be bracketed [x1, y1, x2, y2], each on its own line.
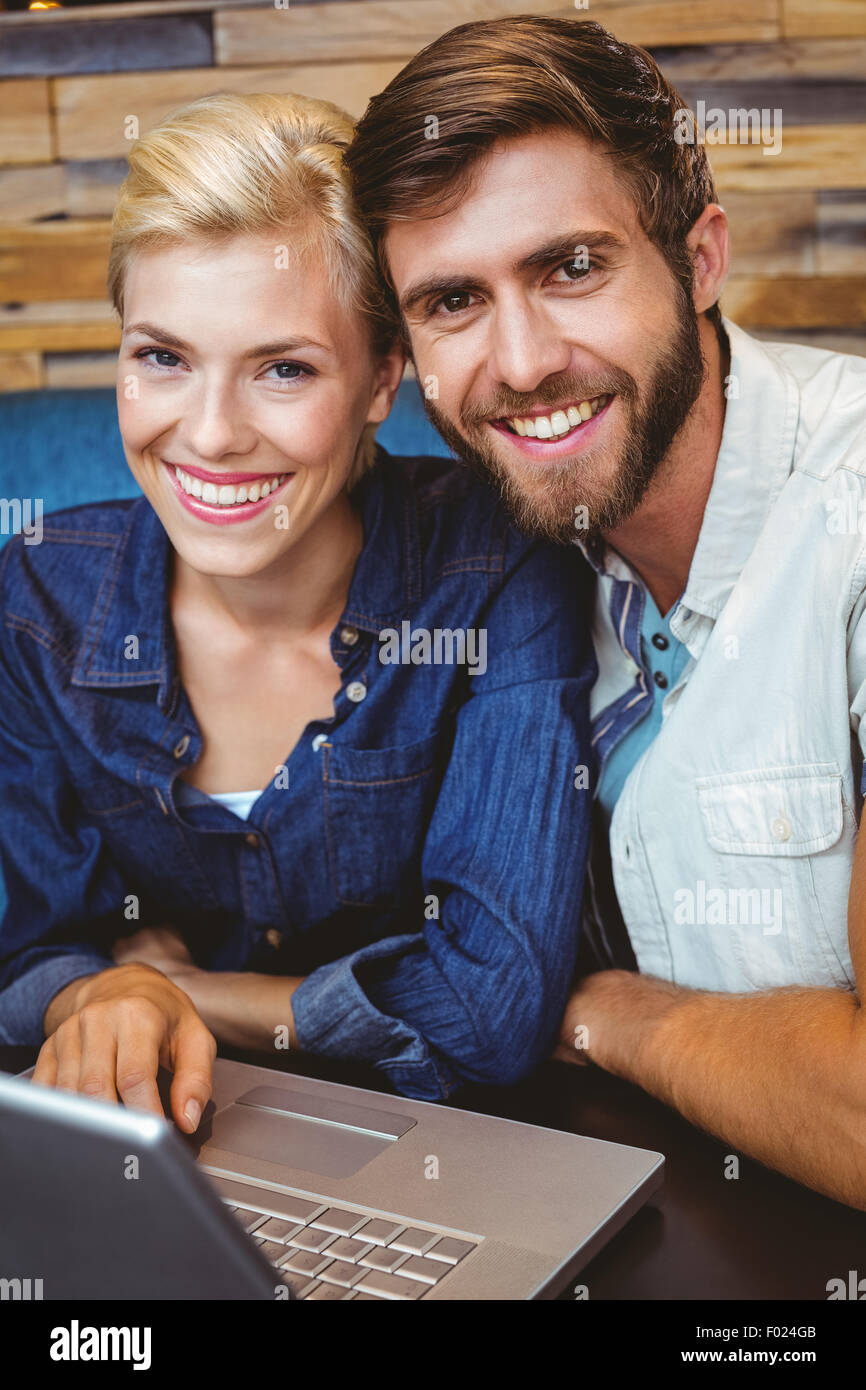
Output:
[112, 925, 197, 984]
[34, 963, 216, 1134]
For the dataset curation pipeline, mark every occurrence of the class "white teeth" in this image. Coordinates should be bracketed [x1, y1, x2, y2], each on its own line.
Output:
[173, 467, 288, 507]
[505, 394, 609, 440]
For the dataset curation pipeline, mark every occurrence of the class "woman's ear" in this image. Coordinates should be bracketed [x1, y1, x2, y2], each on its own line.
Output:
[366, 340, 407, 426]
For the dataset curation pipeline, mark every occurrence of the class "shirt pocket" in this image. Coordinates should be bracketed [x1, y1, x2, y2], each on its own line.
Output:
[695, 763, 853, 990]
[322, 732, 445, 907]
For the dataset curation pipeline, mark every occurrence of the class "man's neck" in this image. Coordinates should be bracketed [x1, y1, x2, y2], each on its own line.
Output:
[601, 317, 730, 617]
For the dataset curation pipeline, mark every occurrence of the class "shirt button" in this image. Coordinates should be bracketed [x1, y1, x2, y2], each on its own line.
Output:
[346, 680, 366, 703]
[339, 625, 359, 646]
[624, 657, 640, 680]
[651, 633, 669, 651]
[653, 671, 668, 689]
[771, 816, 792, 843]
[312, 733, 328, 752]
[173, 734, 190, 758]
[245, 832, 260, 849]
[264, 929, 283, 949]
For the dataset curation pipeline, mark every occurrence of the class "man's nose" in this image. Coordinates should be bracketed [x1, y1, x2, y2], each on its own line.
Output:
[485, 299, 572, 395]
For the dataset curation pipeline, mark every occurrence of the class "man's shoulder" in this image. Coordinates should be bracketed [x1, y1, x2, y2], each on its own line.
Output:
[0, 497, 141, 648]
[756, 334, 866, 481]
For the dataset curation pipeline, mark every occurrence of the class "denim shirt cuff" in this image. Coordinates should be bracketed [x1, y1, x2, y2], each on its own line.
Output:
[291, 936, 458, 1102]
[0, 953, 113, 1046]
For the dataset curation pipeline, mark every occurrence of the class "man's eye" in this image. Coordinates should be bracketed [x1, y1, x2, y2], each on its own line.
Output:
[437, 291, 474, 315]
[551, 259, 595, 284]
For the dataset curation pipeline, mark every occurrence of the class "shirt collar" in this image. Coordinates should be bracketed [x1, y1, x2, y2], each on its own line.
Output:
[576, 318, 801, 618]
[71, 447, 421, 703]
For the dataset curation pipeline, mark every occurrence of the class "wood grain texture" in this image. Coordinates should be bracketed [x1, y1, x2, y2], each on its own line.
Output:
[0, 164, 65, 223]
[817, 192, 866, 276]
[0, 221, 112, 303]
[782, 0, 866, 39]
[721, 191, 817, 276]
[53, 60, 405, 160]
[651, 37, 866, 82]
[721, 275, 866, 328]
[708, 124, 865, 191]
[0, 301, 118, 353]
[0, 352, 43, 393]
[44, 351, 118, 389]
[215, 0, 779, 66]
[0, 80, 53, 167]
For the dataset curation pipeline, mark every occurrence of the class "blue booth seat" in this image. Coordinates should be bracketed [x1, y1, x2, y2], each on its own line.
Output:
[0, 380, 451, 928]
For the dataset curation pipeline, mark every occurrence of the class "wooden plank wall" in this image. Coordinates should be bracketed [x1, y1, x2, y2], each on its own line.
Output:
[0, 0, 864, 390]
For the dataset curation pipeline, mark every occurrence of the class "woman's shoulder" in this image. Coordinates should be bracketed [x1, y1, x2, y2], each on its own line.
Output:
[0, 496, 144, 642]
[375, 448, 590, 592]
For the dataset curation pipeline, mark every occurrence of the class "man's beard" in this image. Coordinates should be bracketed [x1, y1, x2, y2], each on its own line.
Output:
[419, 289, 706, 545]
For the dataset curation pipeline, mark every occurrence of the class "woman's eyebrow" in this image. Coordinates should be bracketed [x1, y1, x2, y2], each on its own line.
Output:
[123, 324, 331, 356]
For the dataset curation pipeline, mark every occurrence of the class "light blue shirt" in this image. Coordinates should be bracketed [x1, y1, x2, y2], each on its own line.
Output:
[595, 584, 690, 825]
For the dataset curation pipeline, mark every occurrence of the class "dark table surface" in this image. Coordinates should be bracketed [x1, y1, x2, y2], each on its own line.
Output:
[2, 1041, 863, 1301]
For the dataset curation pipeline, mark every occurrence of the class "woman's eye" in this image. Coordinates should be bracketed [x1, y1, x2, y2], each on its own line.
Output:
[265, 361, 312, 382]
[136, 347, 182, 368]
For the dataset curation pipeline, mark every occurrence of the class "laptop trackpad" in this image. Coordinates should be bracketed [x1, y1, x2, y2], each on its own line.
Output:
[207, 1085, 416, 1181]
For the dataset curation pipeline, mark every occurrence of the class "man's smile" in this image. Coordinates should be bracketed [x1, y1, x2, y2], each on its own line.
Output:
[488, 393, 615, 459]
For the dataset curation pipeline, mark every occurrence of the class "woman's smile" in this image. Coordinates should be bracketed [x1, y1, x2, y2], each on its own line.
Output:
[163, 457, 295, 526]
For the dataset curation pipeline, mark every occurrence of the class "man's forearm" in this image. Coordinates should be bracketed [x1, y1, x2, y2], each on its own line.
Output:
[563, 970, 866, 1209]
[176, 969, 304, 1053]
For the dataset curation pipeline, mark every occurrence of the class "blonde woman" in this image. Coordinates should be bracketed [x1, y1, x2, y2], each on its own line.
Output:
[0, 94, 595, 1128]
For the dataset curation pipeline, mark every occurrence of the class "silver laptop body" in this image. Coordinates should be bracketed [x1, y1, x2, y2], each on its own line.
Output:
[0, 1057, 663, 1300]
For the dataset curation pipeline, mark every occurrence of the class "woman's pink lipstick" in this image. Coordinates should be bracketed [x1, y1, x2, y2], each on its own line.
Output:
[163, 461, 294, 526]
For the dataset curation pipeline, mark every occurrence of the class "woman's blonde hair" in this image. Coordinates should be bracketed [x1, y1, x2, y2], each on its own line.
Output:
[109, 91, 398, 485]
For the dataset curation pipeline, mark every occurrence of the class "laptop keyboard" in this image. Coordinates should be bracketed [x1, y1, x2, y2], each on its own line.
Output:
[224, 1196, 478, 1299]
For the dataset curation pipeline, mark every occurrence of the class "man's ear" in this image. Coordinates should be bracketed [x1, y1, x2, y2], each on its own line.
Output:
[688, 204, 730, 316]
[366, 341, 407, 426]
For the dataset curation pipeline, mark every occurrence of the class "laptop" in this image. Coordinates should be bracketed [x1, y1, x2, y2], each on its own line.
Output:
[0, 1057, 663, 1300]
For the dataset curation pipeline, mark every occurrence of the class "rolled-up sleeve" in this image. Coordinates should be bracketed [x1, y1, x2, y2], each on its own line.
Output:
[291, 535, 596, 1100]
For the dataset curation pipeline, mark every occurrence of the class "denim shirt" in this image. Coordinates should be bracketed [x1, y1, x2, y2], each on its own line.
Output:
[0, 449, 596, 1100]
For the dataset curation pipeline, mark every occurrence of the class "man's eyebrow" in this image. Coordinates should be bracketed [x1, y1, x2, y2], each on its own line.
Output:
[518, 230, 629, 270]
[124, 323, 331, 356]
[398, 230, 629, 315]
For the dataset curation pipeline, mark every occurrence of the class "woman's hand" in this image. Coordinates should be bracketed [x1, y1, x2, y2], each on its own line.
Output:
[112, 925, 197, 985]
[34, 963, 216, 1133]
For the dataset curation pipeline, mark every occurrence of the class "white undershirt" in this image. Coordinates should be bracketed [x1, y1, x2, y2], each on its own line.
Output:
[205, 788, 263, 821]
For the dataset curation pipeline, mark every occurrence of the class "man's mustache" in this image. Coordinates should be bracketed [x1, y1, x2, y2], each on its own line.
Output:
[460, 369, 638, 429]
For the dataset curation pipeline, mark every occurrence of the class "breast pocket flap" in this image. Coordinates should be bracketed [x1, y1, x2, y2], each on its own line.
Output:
[696, 764, 843, 856]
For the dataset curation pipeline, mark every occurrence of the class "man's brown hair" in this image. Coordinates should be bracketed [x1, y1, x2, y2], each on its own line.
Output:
[346, 15, 722, 332]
